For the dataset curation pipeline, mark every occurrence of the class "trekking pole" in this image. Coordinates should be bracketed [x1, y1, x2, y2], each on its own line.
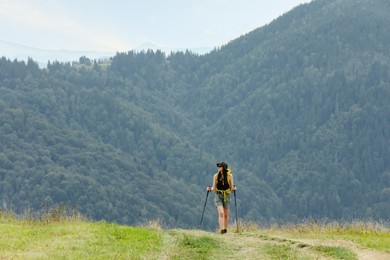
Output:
[233, 187, 239, 232]
[199, 187, 210, 228]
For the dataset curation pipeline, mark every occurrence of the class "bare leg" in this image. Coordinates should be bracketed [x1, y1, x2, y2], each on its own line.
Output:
[217, 206, 224, 230]
[223, 207, 229, 230]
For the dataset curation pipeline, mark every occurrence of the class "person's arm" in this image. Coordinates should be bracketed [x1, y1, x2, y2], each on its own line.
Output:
[211, 173, 217, 191]
[207, 173, 217, 192]
[231, 174, 237, 191]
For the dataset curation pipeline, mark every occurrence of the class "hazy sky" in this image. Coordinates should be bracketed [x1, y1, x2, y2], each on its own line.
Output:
[1, 0, 311, 52]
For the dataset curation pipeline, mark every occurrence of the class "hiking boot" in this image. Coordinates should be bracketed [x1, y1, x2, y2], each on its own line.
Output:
[220, 229, 227, 234]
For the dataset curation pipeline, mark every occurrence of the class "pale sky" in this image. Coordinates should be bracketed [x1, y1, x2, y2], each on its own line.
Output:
[1, 0, 311, 53]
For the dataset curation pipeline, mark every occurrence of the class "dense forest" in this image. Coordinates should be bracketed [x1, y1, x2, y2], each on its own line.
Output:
[1, 0, 389, 229]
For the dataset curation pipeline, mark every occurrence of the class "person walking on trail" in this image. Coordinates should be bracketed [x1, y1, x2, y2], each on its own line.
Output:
[207, 162, 237, 234]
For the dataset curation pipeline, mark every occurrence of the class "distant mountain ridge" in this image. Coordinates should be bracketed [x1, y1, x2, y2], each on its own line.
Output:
[0, 39, 115, 67]
[0, 39, 213, 67]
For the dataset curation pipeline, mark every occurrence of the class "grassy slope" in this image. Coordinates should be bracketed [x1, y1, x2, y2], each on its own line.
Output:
[1, 214, 389, 259]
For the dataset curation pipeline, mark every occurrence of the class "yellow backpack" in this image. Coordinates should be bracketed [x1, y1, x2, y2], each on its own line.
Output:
[215, 168, 233, 195]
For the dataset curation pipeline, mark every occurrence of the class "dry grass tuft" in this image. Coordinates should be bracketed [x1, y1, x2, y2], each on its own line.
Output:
[139, 219, 163, 230]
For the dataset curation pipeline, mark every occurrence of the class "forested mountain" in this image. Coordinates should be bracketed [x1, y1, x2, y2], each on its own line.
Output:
[1, 0, 389, 229]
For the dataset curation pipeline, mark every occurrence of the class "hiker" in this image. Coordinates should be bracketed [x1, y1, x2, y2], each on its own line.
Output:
[207, 162, 236, 234]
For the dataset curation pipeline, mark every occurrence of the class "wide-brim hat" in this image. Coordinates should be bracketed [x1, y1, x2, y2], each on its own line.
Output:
[216, 162, 228, 169]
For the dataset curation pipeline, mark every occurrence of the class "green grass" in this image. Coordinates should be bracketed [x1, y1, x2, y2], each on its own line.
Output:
[262, 244, 300, 259]
[174, 233, 220, 259]
[338, 223, 390, 252]
[313, 245, 357, 260]
[0, 214, 162, 259]
[1, 211, 389, 259]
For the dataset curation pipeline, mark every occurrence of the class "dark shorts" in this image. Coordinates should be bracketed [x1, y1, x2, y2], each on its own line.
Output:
[214, 192, 230, 208]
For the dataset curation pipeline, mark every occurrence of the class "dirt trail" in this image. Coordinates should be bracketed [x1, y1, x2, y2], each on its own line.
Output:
[197, 230, 390, 259]
[175, 229, 389, 259]
[294, 238, 390, 260]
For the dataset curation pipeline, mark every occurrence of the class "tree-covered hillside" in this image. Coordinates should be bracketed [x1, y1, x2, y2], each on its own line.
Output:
[1, 0, 389, 228]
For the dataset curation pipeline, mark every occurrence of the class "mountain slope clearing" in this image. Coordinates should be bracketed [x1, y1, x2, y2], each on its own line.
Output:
[1, 213, 389, 259]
